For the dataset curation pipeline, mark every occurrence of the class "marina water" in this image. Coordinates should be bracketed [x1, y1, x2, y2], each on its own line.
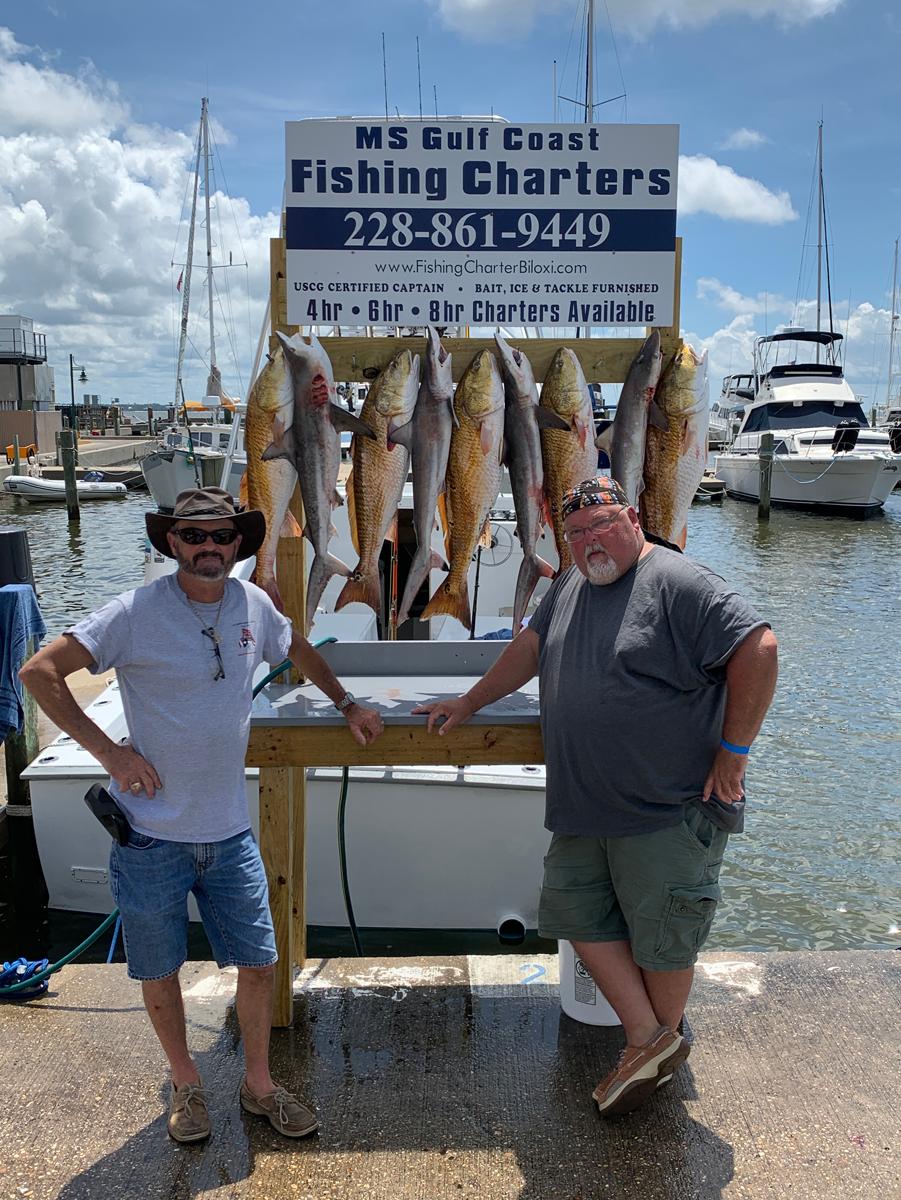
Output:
[2, 487, 899, 955]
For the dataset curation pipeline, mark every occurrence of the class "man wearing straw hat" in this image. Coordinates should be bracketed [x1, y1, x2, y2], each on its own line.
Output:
[21, 487, 384, 1143]
[414, 475, 777, 1118]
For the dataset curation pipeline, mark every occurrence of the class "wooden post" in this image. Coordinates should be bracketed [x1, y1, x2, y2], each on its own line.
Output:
[758, 431, 774, 521]
[258, 766, 294, 1026]
[60, 429, 80, 523]
[12, 436, 20, 471]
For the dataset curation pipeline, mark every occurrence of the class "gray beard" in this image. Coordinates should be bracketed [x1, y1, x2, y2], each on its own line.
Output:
[584, 546, 622, 585]
[175, 548, 230, 580]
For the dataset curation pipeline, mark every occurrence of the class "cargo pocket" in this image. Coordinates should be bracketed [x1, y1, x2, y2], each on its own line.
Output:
[655, 882, 721, 965]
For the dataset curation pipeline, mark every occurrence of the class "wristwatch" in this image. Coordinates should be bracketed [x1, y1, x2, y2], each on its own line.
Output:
[335, 692, 355, 713]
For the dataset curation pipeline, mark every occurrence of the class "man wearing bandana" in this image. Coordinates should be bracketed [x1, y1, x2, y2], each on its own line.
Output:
[414, 475, 778, 1117]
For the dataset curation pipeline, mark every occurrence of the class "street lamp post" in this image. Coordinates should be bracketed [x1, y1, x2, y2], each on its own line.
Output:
[68, 354, 88, 462]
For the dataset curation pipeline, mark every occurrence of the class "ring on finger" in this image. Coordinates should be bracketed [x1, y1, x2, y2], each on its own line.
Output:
[129, 781, 141, 792]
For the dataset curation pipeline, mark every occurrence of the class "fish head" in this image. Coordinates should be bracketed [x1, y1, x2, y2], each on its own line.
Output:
[460, 350, 504, 424]
[372, 349, 420, 423]
[542, 348, 587, 419]
[277, 331, 338, 405]
[638, 329, 663, 378]
[247, 347, 291, 417]
[657, 344, 708, 420]
[424, 326, 454, 404]
[494, 334, 537, 404]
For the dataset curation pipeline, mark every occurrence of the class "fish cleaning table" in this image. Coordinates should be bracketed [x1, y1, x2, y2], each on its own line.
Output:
[247, 641, 544, 1025]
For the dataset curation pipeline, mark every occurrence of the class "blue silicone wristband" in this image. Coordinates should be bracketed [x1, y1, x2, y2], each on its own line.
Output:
[720, 737, 750, 755]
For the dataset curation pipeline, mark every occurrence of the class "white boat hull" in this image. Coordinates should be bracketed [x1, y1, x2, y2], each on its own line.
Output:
[1, 475, 127, 501]
[714, 451, 900, 513]
[141, 448, 245, 511]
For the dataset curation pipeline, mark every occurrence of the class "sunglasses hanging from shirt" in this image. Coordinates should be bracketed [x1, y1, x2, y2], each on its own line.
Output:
[182, 590, 227, 680]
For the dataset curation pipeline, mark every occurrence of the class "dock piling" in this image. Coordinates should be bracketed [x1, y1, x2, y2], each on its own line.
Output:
[758, 431, 774, 521]
[60, 429, 80, 524]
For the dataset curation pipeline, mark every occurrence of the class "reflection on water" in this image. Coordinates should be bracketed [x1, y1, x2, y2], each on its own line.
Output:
[2, 487, 899, 953]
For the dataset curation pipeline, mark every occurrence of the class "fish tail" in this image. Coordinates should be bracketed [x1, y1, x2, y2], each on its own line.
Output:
[512, 554, 555, 633]
[252, 569, 285, 614]
[305, 553, 352, 633]
[335, 569, 382, 614]
[397, 548, 448, 625]
[421, 578, 471, 630]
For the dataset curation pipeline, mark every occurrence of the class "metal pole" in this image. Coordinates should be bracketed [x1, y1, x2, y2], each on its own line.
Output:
[585, 0, 594, 123]
[60, 428, 80, 523]
[758, 431, 774, 522]
[12, 435, 20, 472]
[816, 121, 823, 363]
[175, 104, 204, 409]
[202, 98, 217, 379]
[886, 238, 898, 410]
[68, 353, 78, 462]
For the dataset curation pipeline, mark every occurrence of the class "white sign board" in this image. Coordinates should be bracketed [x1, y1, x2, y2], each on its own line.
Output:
[285, 120, 679, 329]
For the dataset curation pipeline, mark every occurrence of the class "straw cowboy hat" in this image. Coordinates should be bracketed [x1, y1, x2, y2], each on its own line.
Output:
[145, 487, 266, 561]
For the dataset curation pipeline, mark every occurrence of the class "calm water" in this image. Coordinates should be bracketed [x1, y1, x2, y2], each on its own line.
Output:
[2, 487, 899, 954]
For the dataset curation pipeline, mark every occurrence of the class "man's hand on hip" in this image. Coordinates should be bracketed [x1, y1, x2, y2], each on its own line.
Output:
[97, 745, 162, 799]
[702, 746, 746, 805]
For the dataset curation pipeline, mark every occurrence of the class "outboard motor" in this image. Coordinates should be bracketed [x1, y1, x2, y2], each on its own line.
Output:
[831, 419, 860, 453]
[888, 424, 901, 454]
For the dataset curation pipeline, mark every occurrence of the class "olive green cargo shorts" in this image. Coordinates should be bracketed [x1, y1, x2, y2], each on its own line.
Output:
[538, 805, 729, 971]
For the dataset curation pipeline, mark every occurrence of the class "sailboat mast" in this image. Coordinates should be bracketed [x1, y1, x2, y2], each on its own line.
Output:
[585, 0, 594, 123]
[887, 237, 899, 406]
[816, 121, 823, 363]
[174, 103, 204, 409]
[202, 97, 217, 379]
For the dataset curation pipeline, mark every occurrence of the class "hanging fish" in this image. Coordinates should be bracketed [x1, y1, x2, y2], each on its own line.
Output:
[336, 349, 420, 614]
[420, 349, 505, 631]
[495, 335, 569, 632]
[595, 330, 665, 509]
[267, 332, 375, 632]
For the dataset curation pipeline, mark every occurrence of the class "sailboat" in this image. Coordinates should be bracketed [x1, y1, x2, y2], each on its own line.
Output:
[715, 124, 901, 514]
[141, 98, 247, 511]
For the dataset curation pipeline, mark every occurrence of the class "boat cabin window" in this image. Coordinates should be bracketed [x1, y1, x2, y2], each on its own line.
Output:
[742, 400, 868, 432]
[195, 431, 212, 446]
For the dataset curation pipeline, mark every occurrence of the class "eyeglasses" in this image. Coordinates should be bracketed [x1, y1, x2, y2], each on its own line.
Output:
[562, 509, 626, 544]
[173, 526, 239, 546]
[201, 627, 226, 681]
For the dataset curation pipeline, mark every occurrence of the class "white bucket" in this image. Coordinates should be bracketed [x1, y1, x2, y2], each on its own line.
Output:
[558, 940, 621, 1026]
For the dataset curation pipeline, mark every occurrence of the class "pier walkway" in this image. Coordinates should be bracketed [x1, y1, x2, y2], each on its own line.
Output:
[0, 949, 897, 1199]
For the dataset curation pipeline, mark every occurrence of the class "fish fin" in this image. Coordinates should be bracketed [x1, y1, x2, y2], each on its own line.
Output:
[535, 407, 570, 432]
[335, 570, 382, 614]
[421, 579, 471, 630]
[448, 396, 460, 429]
[680, 417, 691, 452]
[329, 521, 338, 538]
[330, 405, 376, 438]
[397, 548, 448, 625]
[390, 418, 414, 450]
[478, 518, 493, 549]
[238, 471, 249, 507]
[261, 428, 296, 463]
[430, 548, 449, 572]
[332, 488, 344, 507]
[280, 510, 303, 538]
[344, 467, 360, 557]
[480, 420, 494, 456]
[305, 552, 352, 634]
[677, 524, 688, 550]
[594, 423, 613, 453]
[385, 514, 398, 544]
[574, 415, 589, 449]
[649, 399, 668, 431]
[437, 492, 452, 560]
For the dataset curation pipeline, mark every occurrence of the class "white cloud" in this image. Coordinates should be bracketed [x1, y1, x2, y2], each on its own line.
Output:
[697, 277, 791, 316]
[433, 0, 844, 39]
[719, 128, 768, 151]
[0, 27, 278, 406]
[679, 155, 797, 224]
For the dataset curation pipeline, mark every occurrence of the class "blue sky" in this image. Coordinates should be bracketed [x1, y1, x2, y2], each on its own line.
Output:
[1, 0, 899, 409]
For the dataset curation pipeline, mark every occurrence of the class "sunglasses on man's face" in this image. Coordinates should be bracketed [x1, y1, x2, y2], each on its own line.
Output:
[173, 526, 240, 546]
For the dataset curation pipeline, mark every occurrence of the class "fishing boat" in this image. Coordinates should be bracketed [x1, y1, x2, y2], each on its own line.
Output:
[1, 474, 126, 502]
[714, 331, 901, 513]
[715, 125, 901, 514]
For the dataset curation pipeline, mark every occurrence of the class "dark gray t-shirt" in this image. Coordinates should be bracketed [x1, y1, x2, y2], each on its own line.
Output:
[68, 574, 292, 843]
[528, 546, 769, 838]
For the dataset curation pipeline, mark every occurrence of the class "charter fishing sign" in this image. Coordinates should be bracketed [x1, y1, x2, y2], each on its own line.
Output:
[285, 120, 678, 328]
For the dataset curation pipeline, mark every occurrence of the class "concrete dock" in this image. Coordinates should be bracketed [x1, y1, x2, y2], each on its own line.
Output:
[0, 950, 897, 1199]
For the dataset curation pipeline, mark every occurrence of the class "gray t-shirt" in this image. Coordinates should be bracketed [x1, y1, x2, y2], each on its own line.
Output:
[528, 546, 769, 838]
[68, 574, 292, 843]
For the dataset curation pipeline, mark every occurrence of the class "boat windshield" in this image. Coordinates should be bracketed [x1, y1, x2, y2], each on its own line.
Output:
[742, 400, 869, 432]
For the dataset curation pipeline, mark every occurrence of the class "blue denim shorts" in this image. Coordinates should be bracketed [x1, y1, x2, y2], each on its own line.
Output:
[109, 827, 277, 981]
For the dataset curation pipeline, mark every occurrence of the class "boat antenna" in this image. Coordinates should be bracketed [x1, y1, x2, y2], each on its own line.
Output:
[417, 36, 423, 120]
[553, 59, 557, 120]
[816, 119, 823, 361]
[382, 33, 389, 121]
[202, 98, 217, 383]
[887, 238, 899, 406]
[174, 102, 204, 410]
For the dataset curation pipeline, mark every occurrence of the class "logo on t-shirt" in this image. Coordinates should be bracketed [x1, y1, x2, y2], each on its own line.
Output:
[238, 626, 256, 649]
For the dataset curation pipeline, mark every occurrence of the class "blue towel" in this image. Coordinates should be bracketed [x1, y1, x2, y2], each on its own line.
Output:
[0, 584, 47, 741]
